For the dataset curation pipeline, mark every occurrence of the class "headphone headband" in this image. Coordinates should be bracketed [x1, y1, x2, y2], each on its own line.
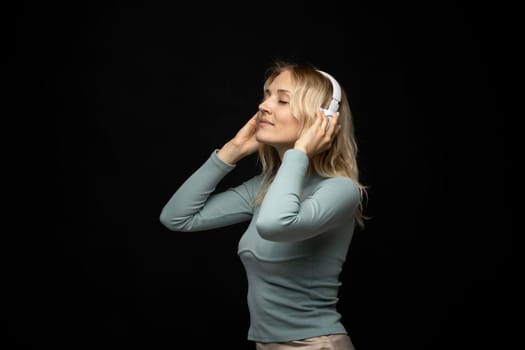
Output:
[317, 70, 341, 117]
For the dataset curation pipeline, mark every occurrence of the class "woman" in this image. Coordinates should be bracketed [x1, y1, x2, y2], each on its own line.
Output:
[160, 60, 367, 349]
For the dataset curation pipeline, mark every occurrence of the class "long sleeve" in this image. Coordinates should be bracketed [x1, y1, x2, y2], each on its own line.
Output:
[159, 150, 259, 232]
[255, 149, 360, 242]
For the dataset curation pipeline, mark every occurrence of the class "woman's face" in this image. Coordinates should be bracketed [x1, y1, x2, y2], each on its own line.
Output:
[256, 70, 300, 155]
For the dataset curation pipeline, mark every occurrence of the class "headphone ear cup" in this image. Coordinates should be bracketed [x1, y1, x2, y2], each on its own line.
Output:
[320, 107, 334, 117]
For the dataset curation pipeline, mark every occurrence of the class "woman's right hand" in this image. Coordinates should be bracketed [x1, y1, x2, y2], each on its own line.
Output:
[217, 112, 260, 164]
[294, 111, 340, 158]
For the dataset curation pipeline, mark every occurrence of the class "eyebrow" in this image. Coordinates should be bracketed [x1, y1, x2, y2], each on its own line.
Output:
[264, 88, 291, 95]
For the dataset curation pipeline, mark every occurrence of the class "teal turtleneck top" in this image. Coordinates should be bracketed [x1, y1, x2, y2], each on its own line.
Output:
[160, 148, 360, 342]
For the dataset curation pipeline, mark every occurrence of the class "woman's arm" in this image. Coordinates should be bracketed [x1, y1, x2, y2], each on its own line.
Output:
[159, 150, 260, 232]
[160, 114, 261, 232]
[255, 149, 360, 242]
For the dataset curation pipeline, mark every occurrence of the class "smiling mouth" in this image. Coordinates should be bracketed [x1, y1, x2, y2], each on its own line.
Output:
[259, 120, 274, 126]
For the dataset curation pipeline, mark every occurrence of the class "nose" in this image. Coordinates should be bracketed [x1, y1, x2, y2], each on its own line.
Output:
[258, 101, 270, 115]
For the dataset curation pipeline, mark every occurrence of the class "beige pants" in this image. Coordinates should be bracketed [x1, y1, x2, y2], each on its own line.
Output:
[255, 334, 355, 350]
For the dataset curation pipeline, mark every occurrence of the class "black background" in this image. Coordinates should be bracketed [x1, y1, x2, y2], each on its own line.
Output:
[12, 1, 512, 349]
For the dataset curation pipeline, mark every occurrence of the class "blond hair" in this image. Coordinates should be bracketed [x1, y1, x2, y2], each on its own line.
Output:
[254, 61, 368, 228]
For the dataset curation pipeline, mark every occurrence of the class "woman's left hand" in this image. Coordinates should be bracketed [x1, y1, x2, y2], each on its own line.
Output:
[294, 111, 340, 158]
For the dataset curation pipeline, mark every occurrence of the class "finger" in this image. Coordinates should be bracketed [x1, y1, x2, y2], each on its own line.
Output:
[325, 116, 334, 132]
[248, 112, 260, 127]
[327, 112, 339, 134]
[315, 111, 325, 126]
[332, 111, 340, 127]
[318, 111, 330, 132]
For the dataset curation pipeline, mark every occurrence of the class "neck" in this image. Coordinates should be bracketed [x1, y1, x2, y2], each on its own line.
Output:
[275, 145, 294, 160]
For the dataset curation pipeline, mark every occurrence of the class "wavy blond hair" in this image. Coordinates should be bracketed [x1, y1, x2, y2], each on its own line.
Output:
[254, 60, 368, 228]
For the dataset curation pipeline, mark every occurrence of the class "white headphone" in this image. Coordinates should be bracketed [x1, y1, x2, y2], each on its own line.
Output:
[317, 70, 341, 117]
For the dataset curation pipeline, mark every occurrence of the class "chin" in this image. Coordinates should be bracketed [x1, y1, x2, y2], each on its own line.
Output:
[255, 132, 269, 144]
[256, 136, 276, 146]
[256, 131, 296, 148]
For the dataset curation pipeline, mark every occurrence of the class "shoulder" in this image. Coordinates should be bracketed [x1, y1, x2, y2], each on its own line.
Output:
[315, 176, 361, 204]
[320, 175, 359, 191]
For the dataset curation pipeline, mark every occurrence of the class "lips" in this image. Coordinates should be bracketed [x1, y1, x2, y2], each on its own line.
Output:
[259, 118, 274, 126]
